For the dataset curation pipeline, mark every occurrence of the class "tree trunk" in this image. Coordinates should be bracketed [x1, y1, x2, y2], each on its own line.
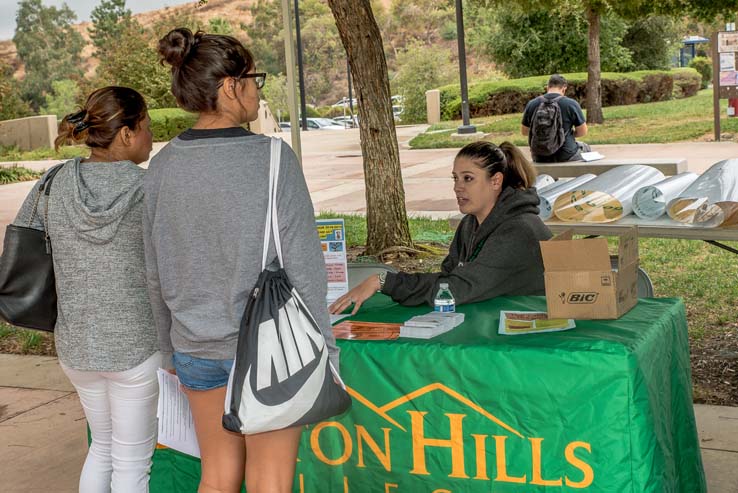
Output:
[327, 0, 413, 254]
[585, 5, 604, 124]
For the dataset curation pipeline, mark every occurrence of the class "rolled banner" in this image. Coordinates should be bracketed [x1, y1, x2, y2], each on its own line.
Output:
[534, 174, 555, 190]
[538, 174, 596, 220]
[632, 172, 698, 220]
[667, 159, 738, 227]
[553, 165, 665, 223]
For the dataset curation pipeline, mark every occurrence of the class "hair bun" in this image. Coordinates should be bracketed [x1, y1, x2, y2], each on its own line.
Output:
[158, 28, 195, 68]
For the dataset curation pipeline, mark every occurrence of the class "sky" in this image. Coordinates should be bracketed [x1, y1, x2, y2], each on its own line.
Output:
[0, 0, 191, 40]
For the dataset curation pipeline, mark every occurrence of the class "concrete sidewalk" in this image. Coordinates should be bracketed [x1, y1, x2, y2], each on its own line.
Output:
[1, 353, 736, 492]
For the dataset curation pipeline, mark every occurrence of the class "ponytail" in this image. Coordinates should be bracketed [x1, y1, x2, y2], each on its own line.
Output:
[456, 140, 537, 190]
[54, 86, 147, 151]
[498, 141, 536, 189]
[55, 109, 89, 151]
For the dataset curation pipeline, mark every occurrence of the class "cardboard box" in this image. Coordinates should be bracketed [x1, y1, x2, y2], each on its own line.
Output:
[540, 228, 639, 319]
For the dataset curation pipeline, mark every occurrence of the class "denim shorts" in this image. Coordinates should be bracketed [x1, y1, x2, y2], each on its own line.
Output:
[172, 352, 234, 391]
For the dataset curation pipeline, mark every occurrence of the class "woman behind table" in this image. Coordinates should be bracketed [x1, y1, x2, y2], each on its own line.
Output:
[145, 28, 339, 493]
[13, 87, 159, 492]
[331, 141, 553, 314]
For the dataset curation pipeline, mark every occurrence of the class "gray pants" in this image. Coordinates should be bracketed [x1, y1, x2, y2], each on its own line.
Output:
[570, 141, 592, 161]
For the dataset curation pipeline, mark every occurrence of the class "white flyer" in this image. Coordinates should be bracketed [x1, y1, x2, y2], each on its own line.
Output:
[156, 369, 201, 458]
[316, 219, 348, 304]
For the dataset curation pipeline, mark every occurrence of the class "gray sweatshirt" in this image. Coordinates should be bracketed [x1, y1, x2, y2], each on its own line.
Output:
[14, 158, 158, 372]
[142, 128, 339, 370]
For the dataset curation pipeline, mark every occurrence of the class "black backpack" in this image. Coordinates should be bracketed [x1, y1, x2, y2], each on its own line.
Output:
[530, 95, 565, 157]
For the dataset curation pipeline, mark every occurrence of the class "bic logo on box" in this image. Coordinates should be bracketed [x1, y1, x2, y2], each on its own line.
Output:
[567, 293, 598, 304]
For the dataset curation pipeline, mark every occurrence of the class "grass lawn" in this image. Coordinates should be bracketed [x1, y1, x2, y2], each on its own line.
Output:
[410, 89, 738, 149]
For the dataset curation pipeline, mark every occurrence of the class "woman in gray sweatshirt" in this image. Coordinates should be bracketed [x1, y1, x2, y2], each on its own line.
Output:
[13, 87, 159, 492]
[145, 28, 338, 493]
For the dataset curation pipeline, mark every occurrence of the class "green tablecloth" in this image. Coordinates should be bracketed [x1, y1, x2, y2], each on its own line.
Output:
[150, 295, 705, 492]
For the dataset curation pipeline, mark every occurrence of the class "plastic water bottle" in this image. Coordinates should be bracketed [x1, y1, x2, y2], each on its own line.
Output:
[434, 283, 456, 312]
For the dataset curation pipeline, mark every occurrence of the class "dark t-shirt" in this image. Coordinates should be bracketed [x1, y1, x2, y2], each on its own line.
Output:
[522, 93, 585, 162]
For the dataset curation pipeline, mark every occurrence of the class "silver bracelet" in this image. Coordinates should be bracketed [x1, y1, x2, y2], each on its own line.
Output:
[377, 271, 387, 291]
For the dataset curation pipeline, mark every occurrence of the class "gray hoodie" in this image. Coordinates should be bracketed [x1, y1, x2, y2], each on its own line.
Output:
[14, 158, 158, 372]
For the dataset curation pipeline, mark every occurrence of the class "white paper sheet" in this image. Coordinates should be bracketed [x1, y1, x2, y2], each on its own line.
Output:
[157, 369, 201, 458]
[580, 151, 605, 162]
[553, 165, 664, 222]
[632, 172, 699, 220]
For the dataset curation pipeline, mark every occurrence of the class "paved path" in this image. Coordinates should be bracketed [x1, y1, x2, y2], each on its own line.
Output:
[0, 354, 736, 491]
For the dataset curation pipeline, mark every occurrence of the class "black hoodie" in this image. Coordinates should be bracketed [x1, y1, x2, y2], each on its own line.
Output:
[382, 186, 553, 307]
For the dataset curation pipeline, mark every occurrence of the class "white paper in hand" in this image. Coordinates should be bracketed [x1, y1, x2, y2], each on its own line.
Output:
[157, 369, 201, 458]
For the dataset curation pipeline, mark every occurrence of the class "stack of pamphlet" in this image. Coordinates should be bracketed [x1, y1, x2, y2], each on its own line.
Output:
[400, 312, 465, 339]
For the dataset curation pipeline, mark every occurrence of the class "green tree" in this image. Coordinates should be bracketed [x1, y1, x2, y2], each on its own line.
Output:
[0, 62, 32, 121]
[244, 0, 285, 76]
[13, 0, 85, 110]
[621, 16, 680, 71]
[261, 72, 289, 120]
[208, 17, 234, 35]
[40, 79, 80, 117]
[95, 20, 176, 108]
[469, 7, 630, 78]
[474, 0, 738, 124]
[391, 42, 454, 123]
[89, 0, 134, 58]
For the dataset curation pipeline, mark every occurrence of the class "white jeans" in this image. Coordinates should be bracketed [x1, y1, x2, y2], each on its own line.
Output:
[61, 352, 161, 493]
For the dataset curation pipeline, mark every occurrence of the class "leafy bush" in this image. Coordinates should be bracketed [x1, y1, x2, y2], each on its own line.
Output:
[40, 79, 80, 118]
[689, 57, 712, 90]
[673, 68, 703, 98]
[391, 41, 455, 123]
[437, 69, 702, 120]
[0, 166, 43, 184]
[149, 108, 198, 141]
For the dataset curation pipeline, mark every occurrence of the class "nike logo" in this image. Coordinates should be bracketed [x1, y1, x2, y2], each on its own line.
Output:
[256, 291, 326, 391]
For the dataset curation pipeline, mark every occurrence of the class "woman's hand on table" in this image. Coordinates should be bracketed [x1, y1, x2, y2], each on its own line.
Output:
[329, 274, 381, 315]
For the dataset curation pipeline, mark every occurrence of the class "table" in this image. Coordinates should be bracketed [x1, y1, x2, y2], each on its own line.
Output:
[149, 295, 706, 493]
[544, 217, 738, 255]
[535, 158, 687, 179]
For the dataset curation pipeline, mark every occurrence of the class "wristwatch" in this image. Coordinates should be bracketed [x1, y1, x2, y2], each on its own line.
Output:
[377, 271, 387, 291]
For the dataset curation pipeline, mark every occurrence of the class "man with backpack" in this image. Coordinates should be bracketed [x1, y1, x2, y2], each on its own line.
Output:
[521, 74, 590, 162]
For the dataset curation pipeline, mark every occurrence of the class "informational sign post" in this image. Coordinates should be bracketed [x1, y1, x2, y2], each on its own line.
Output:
[713, 31, 738, 140]
[316, 218, 348, 304]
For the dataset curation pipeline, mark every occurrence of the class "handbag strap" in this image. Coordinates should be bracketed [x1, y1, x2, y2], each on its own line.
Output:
[261, 137, 283, 270]
[27, 162, 64, 229]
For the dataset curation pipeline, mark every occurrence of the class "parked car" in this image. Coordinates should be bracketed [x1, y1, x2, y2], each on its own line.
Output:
[331, 97, 357, 108]
[278, 121, 290, 130]
[307, 118, 346, 130]
[332, 115, 359, 128]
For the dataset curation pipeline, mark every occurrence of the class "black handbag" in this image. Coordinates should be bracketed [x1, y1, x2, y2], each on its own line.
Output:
[0, 164, 64, 332]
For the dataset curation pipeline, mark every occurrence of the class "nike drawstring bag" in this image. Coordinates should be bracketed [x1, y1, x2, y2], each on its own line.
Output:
[222, 137, 352, 435]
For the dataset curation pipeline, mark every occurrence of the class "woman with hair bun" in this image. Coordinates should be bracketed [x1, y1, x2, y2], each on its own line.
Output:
[13, 86, 158, 492]
[331, 140, 553, 314]
[145, 28, 339, 493]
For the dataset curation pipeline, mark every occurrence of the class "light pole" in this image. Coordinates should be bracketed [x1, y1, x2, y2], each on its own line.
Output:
[294, 0, 308, 131]
[455, 0, 476, 134]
